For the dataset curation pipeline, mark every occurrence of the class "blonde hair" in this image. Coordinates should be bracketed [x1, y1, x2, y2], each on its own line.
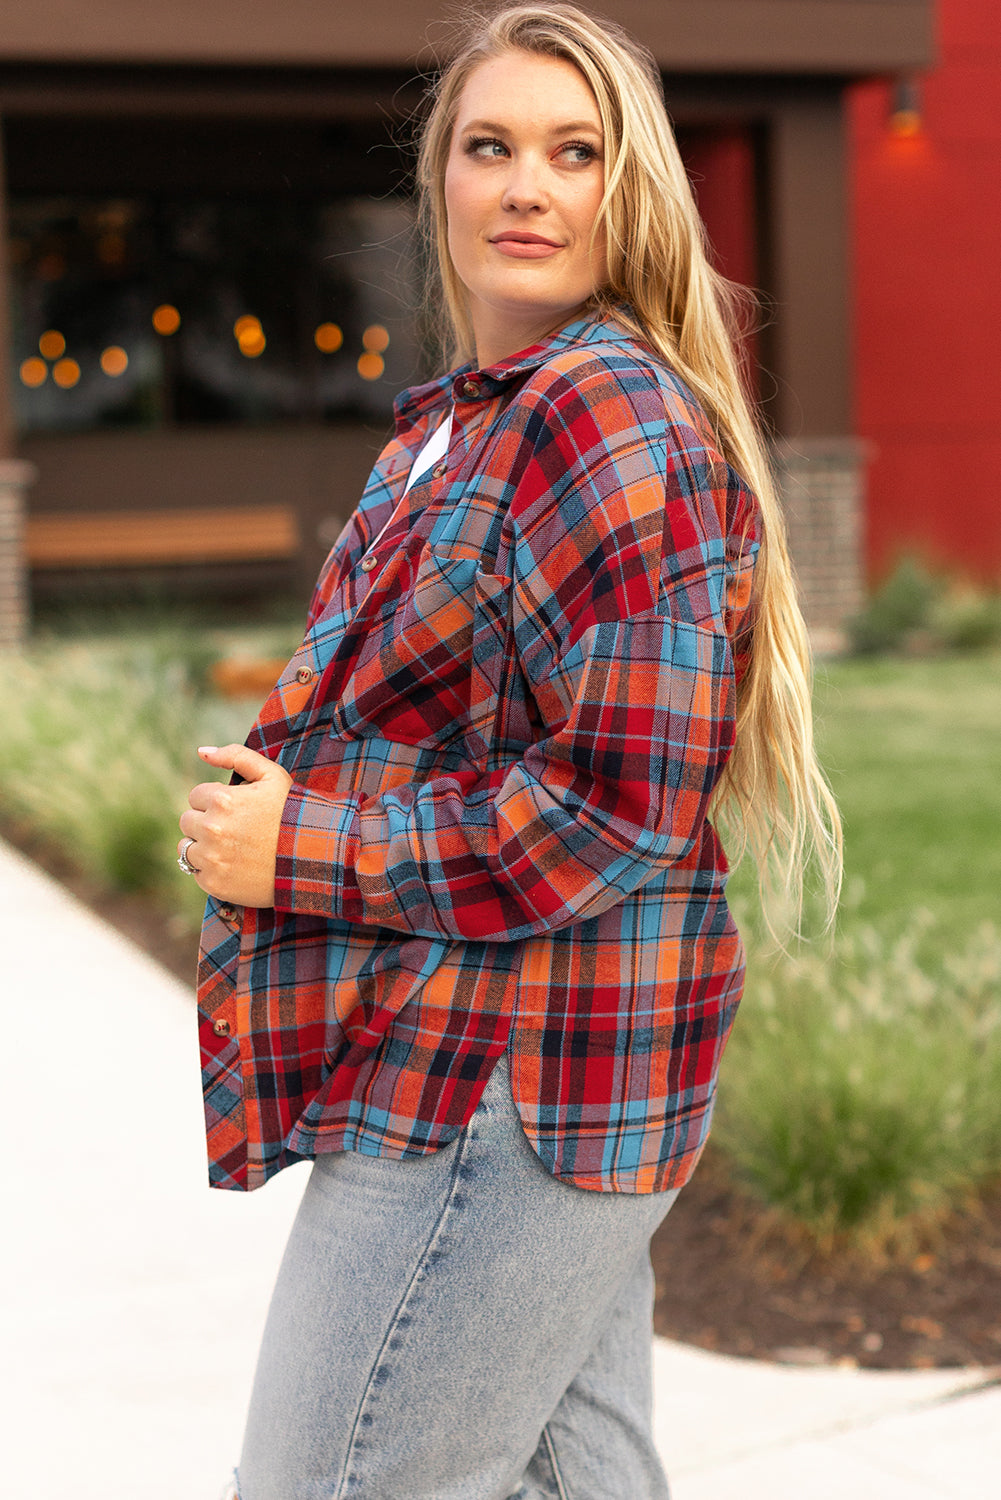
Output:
[416, 2, 842, 930]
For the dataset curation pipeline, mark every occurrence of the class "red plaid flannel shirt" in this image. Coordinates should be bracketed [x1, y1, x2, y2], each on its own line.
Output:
[197, 311, 759, 1194]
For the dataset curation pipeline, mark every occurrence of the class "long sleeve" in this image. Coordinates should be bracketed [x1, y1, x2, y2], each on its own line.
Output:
[272, 356, 748, 944]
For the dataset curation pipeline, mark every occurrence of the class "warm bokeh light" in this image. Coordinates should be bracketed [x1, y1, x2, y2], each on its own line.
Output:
[38, 329, 66, 360]
[238, 328, 267, 358]
[19, 357, 48, 388]
[52, 358, 82, 389]
[100, 345, 129, 377]
[314, 322, 344, 354]
[357, 352, 385, 381]
[234, 314, 262, 339]
[153, 303, 181, 336]
[362, 324, 390, 354]
[97, 232, 127, 266]
[37, 252, 67, 282]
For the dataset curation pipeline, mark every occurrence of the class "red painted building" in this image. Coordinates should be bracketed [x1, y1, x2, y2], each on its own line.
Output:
[850, 0, 1001, 582]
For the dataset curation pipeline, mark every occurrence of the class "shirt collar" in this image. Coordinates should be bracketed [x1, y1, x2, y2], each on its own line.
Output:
[393, 306, 638, 426]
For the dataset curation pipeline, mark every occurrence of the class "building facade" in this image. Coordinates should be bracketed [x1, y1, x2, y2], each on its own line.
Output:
[851, 0, 1000, 583]
[0, 0, 934, 644]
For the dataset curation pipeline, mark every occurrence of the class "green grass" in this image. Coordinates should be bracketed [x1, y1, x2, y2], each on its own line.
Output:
[813, 651, 1001, 937]
[715, 649, 1001, 1251]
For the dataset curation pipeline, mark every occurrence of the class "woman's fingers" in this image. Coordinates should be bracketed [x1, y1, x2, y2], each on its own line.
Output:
[178, 744, 293, 907]
[197, 743, 279, 782]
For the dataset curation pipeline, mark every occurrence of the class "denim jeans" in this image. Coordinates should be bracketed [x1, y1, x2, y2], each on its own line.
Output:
[235, 1055, 678, 1500]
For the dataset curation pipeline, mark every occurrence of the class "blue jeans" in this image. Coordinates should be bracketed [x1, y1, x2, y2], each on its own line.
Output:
[236, 1056, 678, 1500]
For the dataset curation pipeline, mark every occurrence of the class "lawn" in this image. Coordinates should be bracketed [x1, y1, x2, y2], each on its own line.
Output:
[813, 651, 1001, 937]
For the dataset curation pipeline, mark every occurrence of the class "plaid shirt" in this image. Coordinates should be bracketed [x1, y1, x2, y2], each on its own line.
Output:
[197, 310, 759, 1195]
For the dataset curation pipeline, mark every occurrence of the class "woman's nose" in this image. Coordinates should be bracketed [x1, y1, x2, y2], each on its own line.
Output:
[500, 155, 550, 213]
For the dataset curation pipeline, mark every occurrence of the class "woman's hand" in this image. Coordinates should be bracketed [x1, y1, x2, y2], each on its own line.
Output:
[178, 745, 292, 909]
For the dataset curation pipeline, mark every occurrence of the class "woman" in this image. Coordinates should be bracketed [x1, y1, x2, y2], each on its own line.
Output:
[179, 5, 840, 1497]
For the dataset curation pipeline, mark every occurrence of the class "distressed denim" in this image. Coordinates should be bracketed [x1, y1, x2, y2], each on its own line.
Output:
[234, 1055, 678, 1500]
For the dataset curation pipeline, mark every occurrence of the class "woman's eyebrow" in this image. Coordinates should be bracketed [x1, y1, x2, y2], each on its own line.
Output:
[458, 117, 602, 136]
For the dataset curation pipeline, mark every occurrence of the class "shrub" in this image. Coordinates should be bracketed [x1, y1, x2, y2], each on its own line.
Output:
[848, 557, 940, 655]
[713, 913, 1001, 1254]
[848, 558, 1001, 656]
[0, 633, 261, 931]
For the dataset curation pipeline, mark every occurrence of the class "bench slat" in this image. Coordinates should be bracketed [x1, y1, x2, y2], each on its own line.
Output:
[25, 506, 300, 567]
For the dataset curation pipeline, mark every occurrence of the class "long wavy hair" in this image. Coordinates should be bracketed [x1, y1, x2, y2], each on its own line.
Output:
[416, 2, 842, 929]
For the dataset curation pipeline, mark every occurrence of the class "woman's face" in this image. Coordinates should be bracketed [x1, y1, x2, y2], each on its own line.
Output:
[444, 50, 608, 367]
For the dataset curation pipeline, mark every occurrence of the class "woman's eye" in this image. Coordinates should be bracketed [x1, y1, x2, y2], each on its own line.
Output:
[467, 136, 507, 159]
[560, 141, 598, 165]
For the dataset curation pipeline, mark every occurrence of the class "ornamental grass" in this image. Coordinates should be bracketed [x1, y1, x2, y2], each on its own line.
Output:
[714, 913, 1001, 1256]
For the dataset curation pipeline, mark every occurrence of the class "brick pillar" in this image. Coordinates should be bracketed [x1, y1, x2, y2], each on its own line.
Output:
[0, 459, 36, 648]
[773, 438, 867, 655]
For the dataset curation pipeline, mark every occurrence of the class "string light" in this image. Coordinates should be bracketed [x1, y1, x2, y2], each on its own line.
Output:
[52, 358, 82, 389]
[153, 304, 181, 335]
[238, 327, 266, 358]
[19, 357, 48, 388]
[100, 346, 129, 377]
[362, 324, 390, 354]
[357, 352, 384, 381]
[96, 232, 127, 266]
[38, 330, 66, 360]
[37, 252, 66, 282]
[315, 322, 344, 353]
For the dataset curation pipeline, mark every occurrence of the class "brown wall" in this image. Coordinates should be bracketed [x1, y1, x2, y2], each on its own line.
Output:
[0, 1, 934, 73]
[21, 424, 388, 589]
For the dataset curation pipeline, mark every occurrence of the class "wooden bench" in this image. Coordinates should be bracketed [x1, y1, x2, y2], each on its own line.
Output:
[24, 504, 300, 569]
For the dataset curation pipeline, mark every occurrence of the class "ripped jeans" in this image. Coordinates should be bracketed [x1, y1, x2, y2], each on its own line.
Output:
[233, 1055, 677, 1500]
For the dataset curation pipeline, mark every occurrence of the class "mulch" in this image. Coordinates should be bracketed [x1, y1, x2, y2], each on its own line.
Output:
[8, 823, 1001, 1374]
[651, 1155, 1001, 1371]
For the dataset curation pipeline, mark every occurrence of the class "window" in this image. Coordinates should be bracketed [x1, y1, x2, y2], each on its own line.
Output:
[10, 195, 421, 432]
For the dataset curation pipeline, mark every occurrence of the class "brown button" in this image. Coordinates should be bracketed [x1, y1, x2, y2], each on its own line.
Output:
[212, 1017, 231, 1037]
[360, 555, 378, 572]
[462, 379, 481, 398]
[218, 904, 237, 922]
[432, 462, 447, 480]
[295, 666, 314, 684]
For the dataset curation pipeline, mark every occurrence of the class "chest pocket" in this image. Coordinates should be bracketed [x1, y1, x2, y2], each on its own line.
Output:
[330, 543, 512, 766]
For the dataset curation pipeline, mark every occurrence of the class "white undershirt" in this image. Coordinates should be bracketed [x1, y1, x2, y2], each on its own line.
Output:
[362, 410, 454, 561]
[404, 409, 453, 494]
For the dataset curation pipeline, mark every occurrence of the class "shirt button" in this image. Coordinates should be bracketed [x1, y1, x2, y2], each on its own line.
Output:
[360, 555, 378, 572]
[218, 904, 237, 922]
[432, 462, 447, 480]
[212, 1018, 231, 1037]
[462, 379, 481, 398]
[295, 666, 314, 684]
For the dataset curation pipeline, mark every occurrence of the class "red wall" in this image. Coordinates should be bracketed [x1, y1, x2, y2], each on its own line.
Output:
[850, 0, 1001, 582]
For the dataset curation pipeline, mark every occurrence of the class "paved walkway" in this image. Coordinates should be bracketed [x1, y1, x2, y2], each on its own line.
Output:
[2, 837, 997, 1499]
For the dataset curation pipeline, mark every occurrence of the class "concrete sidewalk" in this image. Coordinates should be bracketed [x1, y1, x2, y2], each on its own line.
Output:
[2, 837, 997, 1500]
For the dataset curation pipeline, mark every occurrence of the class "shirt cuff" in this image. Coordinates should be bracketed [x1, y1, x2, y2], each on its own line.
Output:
[273, 781, 361, 918]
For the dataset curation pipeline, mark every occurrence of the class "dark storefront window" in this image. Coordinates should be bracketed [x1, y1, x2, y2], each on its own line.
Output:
[9, 195, 421, 433]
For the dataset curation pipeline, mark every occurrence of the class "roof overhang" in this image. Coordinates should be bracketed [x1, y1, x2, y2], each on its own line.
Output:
[0, 1, 935, 76]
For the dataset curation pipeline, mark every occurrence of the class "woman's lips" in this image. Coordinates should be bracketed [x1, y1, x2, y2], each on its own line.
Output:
[490, 233, 563, 259]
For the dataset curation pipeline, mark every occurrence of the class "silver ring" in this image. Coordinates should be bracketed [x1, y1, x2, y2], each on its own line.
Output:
[177, 837, 198, 876]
